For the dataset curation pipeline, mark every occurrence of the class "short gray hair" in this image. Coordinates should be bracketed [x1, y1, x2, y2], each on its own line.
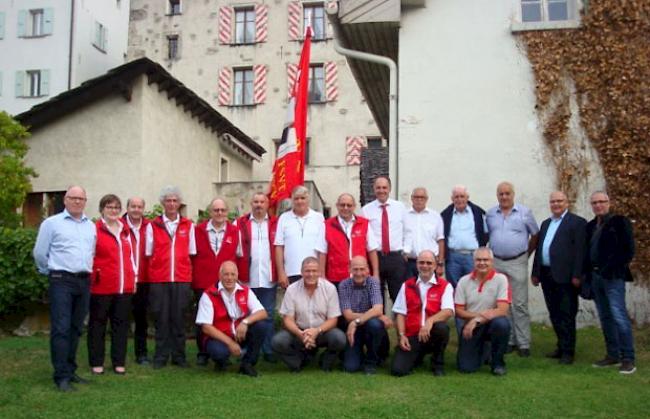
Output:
[159, 185, 183, 203]
[473, 247, 494, 259]
[291, 185, 309, 199]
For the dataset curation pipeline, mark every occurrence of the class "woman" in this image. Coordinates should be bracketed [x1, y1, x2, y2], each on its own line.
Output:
[88, 194, 136, 375]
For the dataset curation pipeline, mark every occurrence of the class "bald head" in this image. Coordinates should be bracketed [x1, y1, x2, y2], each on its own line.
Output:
[549, 191, 568, 218]
[350, 256, 370, 283]
[209, 198, 228, 226]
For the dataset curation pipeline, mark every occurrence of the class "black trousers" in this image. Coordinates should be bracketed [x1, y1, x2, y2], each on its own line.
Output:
[87, 293, 132, 368]
[391, 322, 450, 376]
[193, 288, 209, 360]
[132, 283, 150, 359]
[378, 252, 408, 303]
[149, 283, 191, 364]
[541, 268, 579, 356]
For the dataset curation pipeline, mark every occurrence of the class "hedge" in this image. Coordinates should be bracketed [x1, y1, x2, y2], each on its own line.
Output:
[0, 228, 47, 316]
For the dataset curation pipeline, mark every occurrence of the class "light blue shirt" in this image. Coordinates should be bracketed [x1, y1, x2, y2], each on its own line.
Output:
[448, 207, 479, 250]
[486, 204, 539, 258]
[541, 210, 567, 266]
[33, 209, 96, 275]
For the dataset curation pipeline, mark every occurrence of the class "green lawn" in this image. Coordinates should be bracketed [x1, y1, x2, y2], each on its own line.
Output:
[0, 324, 648, 418]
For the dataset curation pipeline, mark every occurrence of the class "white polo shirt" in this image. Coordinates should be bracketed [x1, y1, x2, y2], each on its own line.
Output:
[274, 208, 325, 276]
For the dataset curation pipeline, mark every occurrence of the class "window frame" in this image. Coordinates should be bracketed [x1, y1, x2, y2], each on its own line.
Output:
[303, 3, 326, 41]
[93, 21, 107, 53]
[512, 0, 581, 32]
[168, 0, 182, 16]
[167, 34, 179, 60]
[27, 70, 41, 97]
[233, 67, 255, 106]
[234, 7, 256, 45]
[308, 64, 326, 104]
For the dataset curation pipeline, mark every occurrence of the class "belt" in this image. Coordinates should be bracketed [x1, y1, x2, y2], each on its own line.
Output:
[449, 248, 475, 255]
[379, 251, 403, 257]
[494, 251, 526, 261]
[49, 270, 90, 278]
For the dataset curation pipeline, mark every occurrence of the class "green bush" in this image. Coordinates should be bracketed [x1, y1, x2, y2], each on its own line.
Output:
[0, 228, 46, 316]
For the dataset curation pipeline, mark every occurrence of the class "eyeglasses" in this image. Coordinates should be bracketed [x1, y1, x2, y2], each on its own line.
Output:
[591, 200, 609, 205]
[212, 208, 228, 213]
[66, 196, 87, 202]
[105, 205, 121, 211]
[417, 261, 435, 265]
[337, 203, 354, 208]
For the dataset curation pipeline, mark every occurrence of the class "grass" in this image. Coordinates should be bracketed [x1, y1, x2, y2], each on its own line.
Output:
[0, 324, 648, 419]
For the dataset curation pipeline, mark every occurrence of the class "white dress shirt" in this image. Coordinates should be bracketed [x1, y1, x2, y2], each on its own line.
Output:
[361, 198, 407, 252]
[274, 208, 325, 276]
[404, 207, 445, 258]
[236, 215, 273, 288]
[392, 276, 455, 325]
[315, 215, 379, 260]
[195, 282, 264, 336]
[144, 214, 197, 256]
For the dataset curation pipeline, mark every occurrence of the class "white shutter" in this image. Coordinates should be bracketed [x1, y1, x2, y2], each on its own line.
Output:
[103, 26, 108, 51]
[43, 8, 54, 35]
[17, 10, 27, 37]
[15, 71, 25, 97]
[40, 70, 50, 96]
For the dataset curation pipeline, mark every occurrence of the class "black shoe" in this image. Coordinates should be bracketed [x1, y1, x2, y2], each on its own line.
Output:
[619, 360, 636, 375]
[592, 356, 620, 368]
[263, 353, 278, 364]
[491, 366, 507, 376]
[196, 355, 209, 367]
[172, 359, 189, 368]
[432, 367, 445, 377]
[136, 356, 150, 366]
[70, 374, 90, 384]
[559, 355, 574, 365]
[239, 363, 258, 377]
[214, 361, 227, 372]
[56, 380, 77, 392]
[364, 365, 377, 375]
[505, 345, 516, 354]
[518, 348, 530, 358]
[153, 361, 167, 369]
[546, 349, 562, 359]
[319, 352, 337, 372]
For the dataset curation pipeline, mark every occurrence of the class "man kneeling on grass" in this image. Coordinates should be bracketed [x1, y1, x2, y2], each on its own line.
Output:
[455, 247, 511, 376]
[272, 257, 346, 372]
[195, 261, 270, 377]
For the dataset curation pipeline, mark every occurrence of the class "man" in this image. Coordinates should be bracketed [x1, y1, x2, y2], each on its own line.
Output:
[362, 176, 408, 302]
[404, 187, 445, 278]
[145, 186, 196, 369]
[338, 256, 391, 374]
[455, 247, 511, 375]
[486, 181, 539, 357]
[236, 192, 278, 363]
[195, 261, 270, 377]
[123, 197, 151, 365]
[531, 191, 586, 364]
[272, 257, 346, 372]
[316, 193, 379, 286]
[585, 191, 636, 374]
[275, 185, 325, 287]
[33, 186, 96, 392]
[192, 198, 241, 366]
[391, 250, 453, 377]
[440, 185, 488, 288]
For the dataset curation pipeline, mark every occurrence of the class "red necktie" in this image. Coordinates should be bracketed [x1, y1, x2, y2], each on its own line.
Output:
[381, 204, 390, 254]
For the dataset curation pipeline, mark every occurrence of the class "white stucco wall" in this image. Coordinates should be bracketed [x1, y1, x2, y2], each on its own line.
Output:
[127, 0, 380, 207]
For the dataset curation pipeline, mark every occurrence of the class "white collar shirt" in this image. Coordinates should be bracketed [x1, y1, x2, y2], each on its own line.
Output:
[361, 199, 407, 252]
[404, 207, 445, 258]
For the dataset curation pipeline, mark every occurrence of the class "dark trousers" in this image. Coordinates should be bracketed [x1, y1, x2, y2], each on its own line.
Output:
[192, 288, 209, 361]
[132, 283, 150, 359]
[391, 322, 450, 376]
[251, 287, 277, 355]
[343, 318, 386, 372]
[272, 329, 346, 371]
[149, 282, 191, 364]
[457, 316, 510, 373]
[88, 293, 132, 368]
[540, 268, 578, 356]
[378, 252, 408, 303]
[48, 272, 90, 384]
[205, 321, 272, 366]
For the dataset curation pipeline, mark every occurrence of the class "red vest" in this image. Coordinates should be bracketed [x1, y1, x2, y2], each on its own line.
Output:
[403, 277, 449, 337]
[147, 216, 193, 283]
[192, 221, 239, 290]
[236, 213, 277, 283]
[123, 215, 149, 283]
[324, 216, 371, 282]
[202, 284, 251, 345]
[91, 219, 136, 295]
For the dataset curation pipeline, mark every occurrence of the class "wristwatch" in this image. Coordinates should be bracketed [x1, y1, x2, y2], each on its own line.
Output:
[354, 318, 361, 326]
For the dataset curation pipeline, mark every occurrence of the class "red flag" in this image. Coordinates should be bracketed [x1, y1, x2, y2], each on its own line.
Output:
[269, 26, 312, 210]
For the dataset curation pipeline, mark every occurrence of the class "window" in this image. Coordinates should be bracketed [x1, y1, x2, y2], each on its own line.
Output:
[15, 70, 49, 97]
[167, 35, 179, 59]
[367, 137, 384, 149]
[168, 0, 182, 15]
[18, 8, 53, 37]
[234, 8, 255, 44]
[303, 4, 325, 40]
[233, 68, 254, 106]
[308, 64, 325, 103]
[23, 191, 65, 227]
[30, 9, 44, 36]
[93, 21, 107, 52]
[513, 0, 580, 31]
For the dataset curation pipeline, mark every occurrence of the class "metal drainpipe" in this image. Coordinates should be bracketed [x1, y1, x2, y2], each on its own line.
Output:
[325, 3, 399, 199]
[67, 0, 75, 89]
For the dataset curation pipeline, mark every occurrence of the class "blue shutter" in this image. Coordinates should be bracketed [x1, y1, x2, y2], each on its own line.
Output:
[40, 70, 50, 96]
[15, 71, 24, 97]
[43, 8, 54, 35]
[17, 10, 27, 37]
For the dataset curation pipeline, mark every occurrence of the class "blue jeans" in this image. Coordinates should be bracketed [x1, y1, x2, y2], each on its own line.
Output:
[591, 273, 635, 361]
[205, 321, 271, 366]
[343, 318, 386, 372]
[457, 316, 510, 373]
[251, 287, 277, 355]
[445, 251, 475, 288]
[48, 272, 90, 384]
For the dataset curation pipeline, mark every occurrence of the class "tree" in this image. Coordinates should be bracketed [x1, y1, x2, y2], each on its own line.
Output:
[0, 111, 37, 227]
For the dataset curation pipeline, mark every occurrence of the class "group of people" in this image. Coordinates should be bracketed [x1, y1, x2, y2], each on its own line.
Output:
[32, 177, 637, 392]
